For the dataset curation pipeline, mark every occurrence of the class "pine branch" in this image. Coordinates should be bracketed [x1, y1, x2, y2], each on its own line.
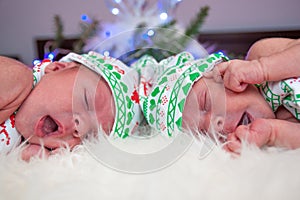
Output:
[53, 15, 64, 50]
[169, 5, 209, 50]
[159, 19, 177, 29]
[185, 5, 209, 38]
[116, 6, 210, 63]
[73, 18, 99, 53]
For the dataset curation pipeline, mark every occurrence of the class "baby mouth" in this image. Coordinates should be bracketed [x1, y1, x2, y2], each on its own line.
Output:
[36, 115, 60, 137]
[43, 116, 58, 134]
[237, 112, 252, 126]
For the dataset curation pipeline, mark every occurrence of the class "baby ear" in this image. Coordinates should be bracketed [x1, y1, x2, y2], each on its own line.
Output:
[44, 61, 78, 74]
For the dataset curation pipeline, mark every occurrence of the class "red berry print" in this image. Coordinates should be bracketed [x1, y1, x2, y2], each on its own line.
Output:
[131, 89, 140, 104]
[161, 95, 168, 105]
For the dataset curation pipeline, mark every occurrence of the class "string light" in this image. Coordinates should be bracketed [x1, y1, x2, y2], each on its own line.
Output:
[48, 53, 54, 60]
[111, 8, 120, 15]
[33, 59, 41, 66]
[147, 29, 155, 37]
[142, 33, 148, 40]
[81, 14, 89, 21]
[105, 31, 111, 37]
[89, 0, 186, 56]
[33, 51, 57, 66]
[159, 12, 168, 20]
[103, 50, 110, 56]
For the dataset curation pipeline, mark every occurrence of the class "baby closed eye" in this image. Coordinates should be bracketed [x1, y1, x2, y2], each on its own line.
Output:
[84, 88, 92, 111]
[200, 90, 211, 113]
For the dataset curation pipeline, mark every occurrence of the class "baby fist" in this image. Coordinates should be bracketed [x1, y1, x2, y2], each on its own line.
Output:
[216, 59, 265, 92]
[225, 119, 272, 154]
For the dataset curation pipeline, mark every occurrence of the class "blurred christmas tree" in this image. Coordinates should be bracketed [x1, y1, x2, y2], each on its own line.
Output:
[42, 0, 209, 64]
[36, 14, 99, 64]
[84, 0, 209, 64]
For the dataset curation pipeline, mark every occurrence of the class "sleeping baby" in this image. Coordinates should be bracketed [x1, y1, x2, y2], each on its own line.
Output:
[0, 51, 143, 160]
[138, 37, 300, 154]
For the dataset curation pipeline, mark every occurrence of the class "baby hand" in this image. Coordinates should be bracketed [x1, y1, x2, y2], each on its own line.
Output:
[225, 119, 272, 154]
[216, 59, 266, 92]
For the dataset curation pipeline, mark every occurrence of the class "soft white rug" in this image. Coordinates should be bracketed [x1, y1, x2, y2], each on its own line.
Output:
[1, 131, 300, 200]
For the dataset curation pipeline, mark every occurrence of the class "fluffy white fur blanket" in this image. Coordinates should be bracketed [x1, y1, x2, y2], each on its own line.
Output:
[1, 132, 300, 200]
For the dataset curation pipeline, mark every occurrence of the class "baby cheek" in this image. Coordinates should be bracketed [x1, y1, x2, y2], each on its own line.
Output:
[223, 117, 237, 134]
[94, 89, 115, 133]
[182, 106, 211, 132]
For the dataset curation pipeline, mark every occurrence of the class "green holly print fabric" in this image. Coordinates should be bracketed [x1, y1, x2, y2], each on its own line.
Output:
[132, 51, 228, 137]
[60, 51, 143, 139]
[259, 78, 300, 120]
[59, 51, 228, 139]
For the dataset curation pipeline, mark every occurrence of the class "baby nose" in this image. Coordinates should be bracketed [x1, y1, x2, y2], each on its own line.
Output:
[73, 118, 80, 137]
[73, 116, 91, 138]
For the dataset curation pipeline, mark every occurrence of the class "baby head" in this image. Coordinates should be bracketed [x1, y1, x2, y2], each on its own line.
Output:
[16, 52, 142, 150]
[142, 52, 275, 141]
[183, 68, 275, 140]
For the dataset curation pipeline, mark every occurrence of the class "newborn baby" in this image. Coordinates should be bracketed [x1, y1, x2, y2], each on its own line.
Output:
[0, 52, 142, 159]
[139, 38, 300, 153]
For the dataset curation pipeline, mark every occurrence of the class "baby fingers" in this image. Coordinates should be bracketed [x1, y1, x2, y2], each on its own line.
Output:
[223, 74, 248, 92]
[224, 132, 242, 154]
[203, 68, 223, 83]
[234, 120, 272, 148]
[216, 61, 248, 92]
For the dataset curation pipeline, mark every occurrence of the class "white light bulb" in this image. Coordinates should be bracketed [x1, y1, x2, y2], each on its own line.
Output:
[103, 51, 110, 56]
[48, 53, 55, 60]
[147, 29, 155, 37]
[33, 60, 41, 65]
[160, 12, 168, 20]
[111, 8, 119, 15]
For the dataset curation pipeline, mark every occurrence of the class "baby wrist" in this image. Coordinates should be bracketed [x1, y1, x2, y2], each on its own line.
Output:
[255, 58, 269, 83]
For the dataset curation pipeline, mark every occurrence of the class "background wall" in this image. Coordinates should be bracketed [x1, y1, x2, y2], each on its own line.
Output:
[0, 0, 299, 65]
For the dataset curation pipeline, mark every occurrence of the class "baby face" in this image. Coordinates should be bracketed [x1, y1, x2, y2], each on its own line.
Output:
[182, 76, 275, 139]
[15, 63, 115, 150]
